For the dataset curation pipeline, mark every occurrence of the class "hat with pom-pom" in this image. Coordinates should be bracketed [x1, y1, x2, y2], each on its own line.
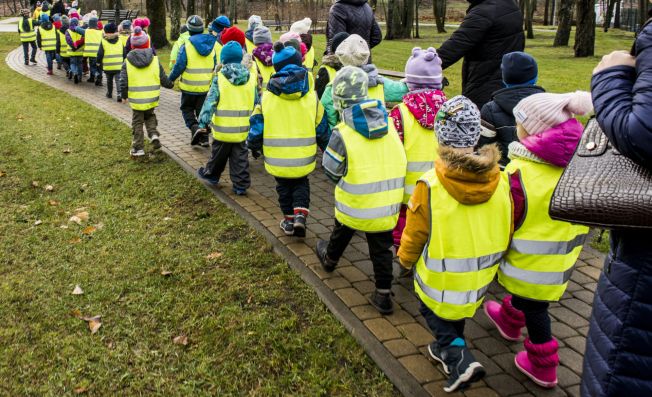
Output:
[133, 17, 150, 29]
[279, 31, 301, 44]
[330, 32, 349, 53]
[186, 15, 204, 34]
[130, 26, 150, 49]
[221, 26, 245, 48]
[513, 91, 593, 136]
[210, 15, 231, 33]
[405, 47, 443, 90]
[248, 15, 262, 30]
[253, 26, 272, 45]
[335, 34, 369, 67]
[220, 41, 243, 64]
[272, 41, 303, 72]
[290, 17, 312, 35]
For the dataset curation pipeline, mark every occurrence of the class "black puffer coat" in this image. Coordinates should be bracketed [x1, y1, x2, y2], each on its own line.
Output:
[327, 0, 382, 53]
[437, 0, 524, 109]
[479, 85, 544, 165]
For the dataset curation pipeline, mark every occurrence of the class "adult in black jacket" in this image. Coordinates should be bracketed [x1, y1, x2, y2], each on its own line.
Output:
[326, 0, 382, 55]
[51, 0, 65, 16]
[437, 0, 524, 109]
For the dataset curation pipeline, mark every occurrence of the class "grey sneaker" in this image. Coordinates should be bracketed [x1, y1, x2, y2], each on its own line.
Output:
[151, 135, 161, 150]
[280, 217, 294, 236]
[441, 342, 485, 393]
[130, 148, 145, 157]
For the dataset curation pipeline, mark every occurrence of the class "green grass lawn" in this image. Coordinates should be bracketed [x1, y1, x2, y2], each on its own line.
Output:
[0, 33, 395, 396]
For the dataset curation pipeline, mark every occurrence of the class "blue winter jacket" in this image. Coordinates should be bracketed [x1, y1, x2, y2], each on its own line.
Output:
[168, 33, 218, 94]
[581, 23, 652, 397]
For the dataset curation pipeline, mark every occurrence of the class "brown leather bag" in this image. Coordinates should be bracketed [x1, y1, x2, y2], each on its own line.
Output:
[549, 118, 652, 229]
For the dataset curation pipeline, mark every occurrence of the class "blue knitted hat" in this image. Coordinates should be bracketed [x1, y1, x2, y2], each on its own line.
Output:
[220, 41, 243, 64]
[272, 41, 302, 72]
[210, 15, 231, 33]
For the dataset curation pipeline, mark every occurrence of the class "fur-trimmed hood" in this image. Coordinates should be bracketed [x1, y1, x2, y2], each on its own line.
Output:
[435, 144, 502, 204]
[321, 54, 342, 70]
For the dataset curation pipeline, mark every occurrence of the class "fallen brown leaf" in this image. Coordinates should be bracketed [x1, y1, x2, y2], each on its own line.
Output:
[0, 171, 6, 177]
[70, 309, 83, 318]
[69, 237, 81, 244]
[31, 181, 39, 188]
[73, 386, 88, 394]
[82, 226, 97, 235]
[44, 185, 54, 192]
[72, 285, 83, 295]
[63, 148, 71, 154]
[88, 318, 102, 334]
[173, 335, 188, 346]
[160, 270, 173, 276]
[206, 252, 223, 260]
[76, 211, 89, 221]
[48, 200, 59, 206]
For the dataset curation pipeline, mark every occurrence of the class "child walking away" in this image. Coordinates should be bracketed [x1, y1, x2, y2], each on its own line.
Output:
[169, 25, 189, 69]
[398, 96, 512, 392]
[195, 41, 258, 195]
[36, 14, 58, 75]
[315, 32, 348, 99]
[97, 22, 124, 101]
[119, 28, 174, 157]
[65, 17, 84, 83]
[75, 16, 103, 85]
[479, 52, 545, 167]
[244, 15, 262, 54]
[248, 42, 329, 237]
[290, 18, 315, 72]
[18, 9, 37, 66]
[57, 16, 71, 77]
[484, 91, 592, 388]
[125, 18, 151, 54]
[117, 19, 131, 48]
[317, 66, 407, 314]
[251, 26, 274, 90]
[208, 15, 231, 61]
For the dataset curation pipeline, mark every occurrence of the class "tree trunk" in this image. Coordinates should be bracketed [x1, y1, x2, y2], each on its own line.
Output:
[385, 0, 396, 39]
[551, 0, 556, 24]
[544, 0, 550, 25]
[229, 0, 237, 24]
[553, 0, 574, 46]
[614, 0, 621, 28]
[385, 0, 414, 39]
[146, 0, 168, 48]
[603, 0, 617, 31]
[525, 0, 535, 38]
[639, 0, 647, 29]
[414, 0, 420, 38]
[574, 0, 595, 56]
[433, 0, 447, 33]
[187, 0, 195, 18]
[170, 0, 181, 40]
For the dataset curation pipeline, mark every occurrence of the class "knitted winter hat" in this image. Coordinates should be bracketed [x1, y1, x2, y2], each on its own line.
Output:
[69, 11, 80, 19]
[513, 91, 593, 135]
[279, 31, 301, 44]
[220, 41, 243, 64]
[186, 15, 204, 34]
[104, 22, 117, 34]
[272, 41, 303, 72]
[332, 66, 369, 111]
[133, 17, 150, 29]
[52, 14, 61, 22]
[131, 26, 150, 49]
[210, 15, 231, 33]
[60, 15, 69, 27]
[330, 31, 349, 53]
[502, 51, 538, 86]
[435, 96, 482, 148]
[336, 34, 370, 67]
[69, 17, 79, 28]
[405, 47, 443, 90]
[88, 16, 98, 29]
[221, 26, 245, 48]
[119, 19, 131, 33]
[248, 15, 262, 30]
[290, 17, 312, 34]
[300, 33, 312, 51]
[40, 13, 50, 24]
[71, 0, 78, 7]
[253, 26, 272, 45]
[42, 2, 50, 11]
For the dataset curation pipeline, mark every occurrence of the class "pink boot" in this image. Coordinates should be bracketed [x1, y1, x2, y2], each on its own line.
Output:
[483, 295, 525, 341]
[515, 338, 559, 388]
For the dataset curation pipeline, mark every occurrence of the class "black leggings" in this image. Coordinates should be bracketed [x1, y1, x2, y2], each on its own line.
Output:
[511, 295, 552, 344]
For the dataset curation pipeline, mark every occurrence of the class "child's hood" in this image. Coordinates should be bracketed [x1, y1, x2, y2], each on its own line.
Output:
[220, 63, 250, 86]
[126, 48, 155, 68]
[187, 33, 217, 56]
[361, 63, 383, 88]
[267, 64, 310, 99]
[520, 118, 584, 168]
[252, 42, 273, 66]
[341, 99, 389, 140]
[401, 89, 447, 129]
[321, 54, 342, 70]
[40, 20, 53, 30]
[493, 85, 545, 116]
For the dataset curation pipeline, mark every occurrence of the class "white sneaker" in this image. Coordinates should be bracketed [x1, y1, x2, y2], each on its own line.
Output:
[130, 148, 145, 157]
[151, 135, 161, 149]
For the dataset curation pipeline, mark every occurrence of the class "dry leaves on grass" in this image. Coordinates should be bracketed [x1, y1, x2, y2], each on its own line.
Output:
[160, 270, 173, 276]
[72, 285, 83, 295]
[44, 185, 54, 192]
[0, 171, 6, 177]
[48, 200, 59, 206]
[31, 181, 39, 188]
[69, 211, 89, 225]
[73, 386, 88, 394]
[173, 335, 188, 346]
[63, 148, 71, 154]
[34, 220, 42, 226]
[69, 237, 81, 244]
[71, 310, 102, 334]
[206, 252, 223, 260]
[81, 226, 97, 235]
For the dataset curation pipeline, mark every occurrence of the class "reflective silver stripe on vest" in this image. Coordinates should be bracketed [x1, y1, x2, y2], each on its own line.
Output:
[335, 202, 401, 220]
[103, 61, 123, 66]
[511, 234, 588, 255]
[264, 156, 316, 167]
[337, 177, 404, 195]
[209, 123, 249, 133]
[405, 185, 415, 195]
[415, 272, 490, 305]
[407, 161, 434, 172]
[128, 96, 160, 104]
[423, 251, 503, 273]
[180, 78, 211, 86]
[500, 260, 574, 285]
[104, 54, 123, 59]
[215, 110, 252, 117]
[128, 85, 160, 92]
[185, 68, 214, 74]
[42, 38, 56, 42]
[264, 137, 316, 147]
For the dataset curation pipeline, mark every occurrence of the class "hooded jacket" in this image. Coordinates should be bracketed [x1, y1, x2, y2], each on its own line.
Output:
[479, 85, 545, 166]
[252, 42, 273, 67]
[168, 33, 218, 93]
[36, 18, 58, 50]
[327, 0, 382, 55]
[397, 144, 503, 266]
[119, 48, 173, 100]
[437, 0, 525, 109]
[96, 32, 121, 68]
[322, 99, 389, 181]
[247, 64, 329, 153]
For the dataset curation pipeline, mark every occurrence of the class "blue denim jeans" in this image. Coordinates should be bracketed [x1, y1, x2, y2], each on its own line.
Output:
[70, 56, 82, 76]
[45, 50, 55, 70]
[419, 301, 466, 348]
[89, 57, 99, 78]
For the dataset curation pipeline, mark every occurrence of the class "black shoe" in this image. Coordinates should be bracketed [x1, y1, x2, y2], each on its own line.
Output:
[190, 128, 205, 146]
[199, 132, 210, 148]
[293, 212, 306, 238]
[440, 343, 486, 393]
[427, 343, 450, 374]
[74, 75, 79, 84]
[30, 59, 37, 64]
[67, 71, 72, 79]
[316, 239, 337, 272]
[95, 80, 103, 87]
[86, 76, 95, 83]
[24, 60, 29, 66]
[106, 92, 112, 99]
[369, 290, 394, 315]
[280, 217, 294, 236]
[196, 167, 219, 185]
[57, 64, 62, 70]
[117, 96, 122, 103]
[151, 135, 161, 150]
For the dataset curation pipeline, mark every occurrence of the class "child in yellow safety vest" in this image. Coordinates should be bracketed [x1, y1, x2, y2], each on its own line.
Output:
[169, 25, 190, 69]
[290, 18, 316, 73]
[117, 19, 132, 48]
[97, 22, 124, 101]
[398, 96, 512, 393]
[315, 32, 348, 99]
[119, 28, 174, 157]
[18, 9, 37, 66]
[318, 66, 407, 315]
[36, 14, 58, 75]
[195, 41, 258, 196]
[244, 15, 262, 55]
[250, 26, 274, 90]
[483, 91, 592, 389]
[74, 16, 103, 85]
[65, 17, 84, 83]
[389, 47, 447, 250]
[247, 42, 330, 237]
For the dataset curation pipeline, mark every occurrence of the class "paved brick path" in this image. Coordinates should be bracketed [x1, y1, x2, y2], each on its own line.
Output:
[6, 45, 604, 397]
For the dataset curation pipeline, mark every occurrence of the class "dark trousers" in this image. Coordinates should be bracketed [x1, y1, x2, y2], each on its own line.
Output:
[44, 50, 55, 70]
[420, 302, 466, 348]
[105, 70, 120, 97]
[204, 139, 250, 190]
[327, 220, 394, 289]
[131, 109, 158, 151]
[22, 41, 37, 62]
[511, 295, 551, 344]
[180, 92, 207, 134]
[275, 176, 310, 216]
[60, 56, 70, 72]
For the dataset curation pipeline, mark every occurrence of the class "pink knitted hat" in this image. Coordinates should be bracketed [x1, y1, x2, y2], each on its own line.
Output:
[513, 91, 593, 135]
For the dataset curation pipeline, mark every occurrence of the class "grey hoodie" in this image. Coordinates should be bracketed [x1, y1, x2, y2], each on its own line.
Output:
[120, 48, 173, 101]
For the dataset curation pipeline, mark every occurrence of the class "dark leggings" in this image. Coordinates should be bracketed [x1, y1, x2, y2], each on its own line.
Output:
[511, 295, 551, 344]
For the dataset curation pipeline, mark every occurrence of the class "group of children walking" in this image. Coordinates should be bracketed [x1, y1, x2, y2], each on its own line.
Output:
[19, 9, 595, 393]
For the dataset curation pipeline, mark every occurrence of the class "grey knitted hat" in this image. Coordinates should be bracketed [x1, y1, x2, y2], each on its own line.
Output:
[332, 66, 369, 111]
[253, 26, 272, 45]
[435, 96, 482, 148]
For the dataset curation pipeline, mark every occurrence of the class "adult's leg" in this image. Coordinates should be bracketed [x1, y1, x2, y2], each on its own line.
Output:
[366, 231, 395, 290]
[326, 220, 356, 262]
[228, 141, 251, 190]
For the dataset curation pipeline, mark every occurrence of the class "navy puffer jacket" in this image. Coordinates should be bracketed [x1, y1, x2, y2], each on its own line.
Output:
[582, 22, 652, 397]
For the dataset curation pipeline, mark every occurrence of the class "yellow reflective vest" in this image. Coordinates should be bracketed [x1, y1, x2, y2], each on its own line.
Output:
[179, 42, 215, 93]
[67, 30, 84, 57]
[57, 30, 68, 56]
[101, 39, 124, 71]
[18, 19, 36, 42]
[498, 158, 589, 302]
[39, 27, 57, 51]
[119, 33, 129, 48]
[319, 64, 337, 83]
[303, 46, 315, 72]
[254, 58, 275, 90]
[126, 55, 161, 111]
[395, 103, 439, 204]
[214, 41, 223, 63]
[368, 83, 385, 104]
[334, 108, 407, 232]
[169, 31, 190, 68]
[245, 39, 255, 54]
[83, 28, 103, 58]
[210, 72, 257, 143]
[415, 170, 512, 321]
